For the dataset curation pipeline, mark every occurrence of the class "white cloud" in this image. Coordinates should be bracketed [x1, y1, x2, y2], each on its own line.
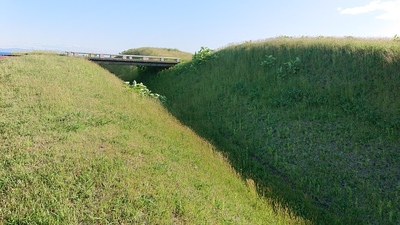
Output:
[338, 1, 400, 37]
[338, 0, 400, 21]
[339, 1, 383, 14]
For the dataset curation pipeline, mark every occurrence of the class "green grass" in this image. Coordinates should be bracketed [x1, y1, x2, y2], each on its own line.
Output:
[143, 37, 400, 224]
[122, 47, 193, 62]
[0, 54, 305, 224]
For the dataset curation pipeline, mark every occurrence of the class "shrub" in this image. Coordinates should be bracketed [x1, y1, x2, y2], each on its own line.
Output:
[191, 47, 218, 68]
[260, 55, 276, 68]
[126, 81, 166, 103]
[261, 55, 301, 78]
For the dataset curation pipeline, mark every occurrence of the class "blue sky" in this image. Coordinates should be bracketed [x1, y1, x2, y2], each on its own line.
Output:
[1, 0, 399, 53]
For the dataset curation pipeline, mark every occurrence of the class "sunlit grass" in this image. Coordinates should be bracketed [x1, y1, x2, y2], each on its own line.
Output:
[0, 54, 305, 224]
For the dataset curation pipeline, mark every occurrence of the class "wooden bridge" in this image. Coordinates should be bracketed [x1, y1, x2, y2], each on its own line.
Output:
[66, 52, 180, 67]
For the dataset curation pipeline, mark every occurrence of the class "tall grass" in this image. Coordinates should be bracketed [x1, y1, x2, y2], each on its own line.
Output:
[144, 37, 400, 224]
[0, 54, 305, 224]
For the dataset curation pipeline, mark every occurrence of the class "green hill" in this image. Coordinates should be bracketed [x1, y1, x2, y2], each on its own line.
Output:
[122, 47, 193, 62]
[143, 37, 400, 224]
[0, 54, 305, 224]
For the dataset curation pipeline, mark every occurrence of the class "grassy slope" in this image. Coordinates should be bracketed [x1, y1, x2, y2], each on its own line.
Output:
[144, 37, 400, 224]
[0, 54, 305, 224]
[101, 47, 192, 83]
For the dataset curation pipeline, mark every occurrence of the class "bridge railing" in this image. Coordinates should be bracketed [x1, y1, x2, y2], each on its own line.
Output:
[66, 52, 180, 63]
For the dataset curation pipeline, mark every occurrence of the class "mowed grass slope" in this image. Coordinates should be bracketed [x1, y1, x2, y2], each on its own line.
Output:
[144, 37, 400, 224]
[0, 54, 306, 224]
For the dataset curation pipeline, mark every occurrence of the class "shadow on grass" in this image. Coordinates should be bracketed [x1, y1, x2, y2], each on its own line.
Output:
[155, 110, 341, 224]
[136, 74, 345, 224]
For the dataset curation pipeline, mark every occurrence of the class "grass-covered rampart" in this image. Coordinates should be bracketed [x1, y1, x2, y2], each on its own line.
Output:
[0, 54, 304, 224]
[143, 37, 400, 224]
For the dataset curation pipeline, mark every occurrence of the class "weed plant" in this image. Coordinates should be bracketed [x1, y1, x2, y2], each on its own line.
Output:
[125, 80, 167, 103]
[144, 37, 400, 224]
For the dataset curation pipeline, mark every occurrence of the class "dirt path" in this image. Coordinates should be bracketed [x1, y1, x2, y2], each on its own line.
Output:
[0, 55, 19, 60]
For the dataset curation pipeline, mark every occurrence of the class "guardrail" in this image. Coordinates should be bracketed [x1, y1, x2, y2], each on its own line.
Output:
[66, 52, 180, 63]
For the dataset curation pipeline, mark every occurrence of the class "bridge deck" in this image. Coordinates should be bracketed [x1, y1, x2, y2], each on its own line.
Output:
[66, 52, 180, 67]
